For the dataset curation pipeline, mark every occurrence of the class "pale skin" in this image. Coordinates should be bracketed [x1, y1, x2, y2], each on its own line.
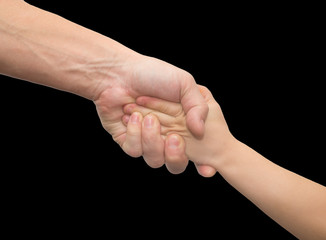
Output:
[0, 0, 214, 175]
[123, 85, 326, 240]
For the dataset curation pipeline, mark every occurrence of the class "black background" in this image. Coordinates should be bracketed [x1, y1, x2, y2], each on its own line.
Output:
[2, 1, 324, 238]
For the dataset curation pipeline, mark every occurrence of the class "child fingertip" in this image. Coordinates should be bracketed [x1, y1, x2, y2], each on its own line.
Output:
[135, 97, 144, 105]
[136, 96, 149, 106]
[122, 114, 130, 126]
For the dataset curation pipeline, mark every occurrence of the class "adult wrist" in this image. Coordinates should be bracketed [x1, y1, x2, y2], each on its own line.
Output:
[85, 44, 141, 101]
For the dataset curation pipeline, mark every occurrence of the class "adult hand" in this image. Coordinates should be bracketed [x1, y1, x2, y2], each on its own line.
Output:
[0, 1, 212, 175]
[95, 54, 214, 176]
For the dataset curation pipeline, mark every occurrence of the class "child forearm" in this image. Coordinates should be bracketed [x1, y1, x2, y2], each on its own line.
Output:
[214, 140, 326, 240]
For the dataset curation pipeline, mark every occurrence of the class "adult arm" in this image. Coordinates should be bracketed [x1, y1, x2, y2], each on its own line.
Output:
[0, 0, 210, 174]
[0, 0, 120, 99]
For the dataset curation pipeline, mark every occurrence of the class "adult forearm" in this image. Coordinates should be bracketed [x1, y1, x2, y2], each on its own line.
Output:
[215, 140, 326, 240]
[0, 0, 136, 100]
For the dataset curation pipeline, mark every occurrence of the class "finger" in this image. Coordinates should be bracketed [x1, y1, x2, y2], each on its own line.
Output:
[122, 114, 130, 126]
[136, 96, 183, 116]
[195, 164, 217, 178]
[180, 79, 209, 138]
[193, 86, 217, 178]
[122, 112, 143, 158]
[124, 103, 154, 117]
[124, 103, 175, 126]
[164, 134, 188, 174]
[141, 114, 165, 168]
[122, 113, 172, 138]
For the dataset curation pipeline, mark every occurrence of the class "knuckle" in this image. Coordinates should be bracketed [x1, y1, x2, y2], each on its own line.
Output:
[183, 71, 195, 82]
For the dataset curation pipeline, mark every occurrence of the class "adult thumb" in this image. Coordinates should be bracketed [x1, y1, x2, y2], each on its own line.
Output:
[180, 75, 209, 138]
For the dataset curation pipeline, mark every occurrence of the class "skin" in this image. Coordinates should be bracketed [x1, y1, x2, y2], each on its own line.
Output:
[0, 0, 214, 175]
[123, 85, 326, 240]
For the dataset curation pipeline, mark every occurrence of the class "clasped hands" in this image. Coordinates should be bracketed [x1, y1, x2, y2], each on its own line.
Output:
[120, 85, 233, 177]
[94, 55, 232, 177]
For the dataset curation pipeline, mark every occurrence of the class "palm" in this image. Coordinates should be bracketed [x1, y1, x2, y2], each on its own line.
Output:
[95, 84, 132, 149]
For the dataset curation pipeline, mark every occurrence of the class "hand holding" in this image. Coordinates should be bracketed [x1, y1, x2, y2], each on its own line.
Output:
[94, 54, 211, 174]
[122, 85, 235, 170]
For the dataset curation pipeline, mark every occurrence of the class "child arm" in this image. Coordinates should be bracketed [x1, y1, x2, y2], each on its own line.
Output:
[123, 86, 326, 240]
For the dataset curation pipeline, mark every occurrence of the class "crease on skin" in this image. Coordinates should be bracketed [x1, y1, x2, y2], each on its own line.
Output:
[107, 121, 126, 146]
[122, 110, 187, 140]
[123, 98, 189, 139]
[145, 112, 188, 138]
[158, 113, 187, 138]
[113, 132, 126, 146]
[161, 123, 188, 138]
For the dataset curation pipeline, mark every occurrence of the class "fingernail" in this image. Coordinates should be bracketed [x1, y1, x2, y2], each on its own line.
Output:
[168, 135, 180, 149]
[144, 115, 154, 128]
[130, 113, 140, 124]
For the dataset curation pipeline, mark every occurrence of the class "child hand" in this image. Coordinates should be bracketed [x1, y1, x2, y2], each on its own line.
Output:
[123, 85, 236, 169]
